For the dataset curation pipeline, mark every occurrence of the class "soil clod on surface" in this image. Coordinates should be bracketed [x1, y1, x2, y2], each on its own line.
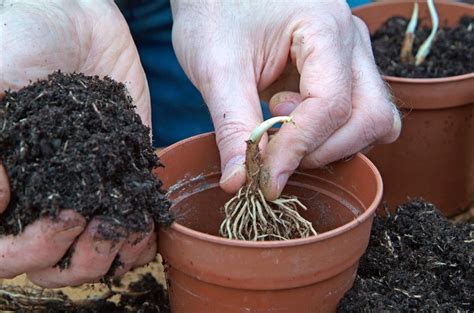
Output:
[372, 16, 474, 78]
[338, 199, 473, 311]
[0, 71, 173, 241]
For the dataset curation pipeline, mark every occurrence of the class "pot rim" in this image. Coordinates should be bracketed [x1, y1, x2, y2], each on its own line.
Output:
[158, 132, 383, 248]
[384, 72, 474, 84]
[353, 0, 474, 84]
[353, 0, 473, 13]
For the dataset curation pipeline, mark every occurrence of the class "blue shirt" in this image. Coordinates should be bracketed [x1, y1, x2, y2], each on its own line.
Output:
[119, 0, 369, 147]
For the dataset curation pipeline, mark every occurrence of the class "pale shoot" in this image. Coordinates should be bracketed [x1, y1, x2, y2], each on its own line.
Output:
[415, 0, 439, 65]
[249, 116, 294, 144]
[400, 0, 419, 63]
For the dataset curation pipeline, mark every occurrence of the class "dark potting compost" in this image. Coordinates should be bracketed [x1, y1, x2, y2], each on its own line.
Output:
[339, 199, 473, 311]
[0, 71, 173, 240]
[372, 16, 474, 78]
[0, 273, 170, 312]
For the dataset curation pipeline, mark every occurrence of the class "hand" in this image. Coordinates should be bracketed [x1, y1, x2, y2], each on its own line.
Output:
[0, 0, 155, 287]
[171, 0, 401, 200]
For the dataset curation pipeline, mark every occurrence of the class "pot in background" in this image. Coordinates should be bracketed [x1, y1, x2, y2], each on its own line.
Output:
[353, 0, 474, 216]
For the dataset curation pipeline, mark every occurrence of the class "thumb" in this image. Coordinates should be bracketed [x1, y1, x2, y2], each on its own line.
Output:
[0, 164, 11, 213]
[202, 72, 263, 194]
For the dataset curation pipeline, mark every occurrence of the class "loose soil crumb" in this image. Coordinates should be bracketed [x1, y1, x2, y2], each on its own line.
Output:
[372, 16, 474, 78]
[0, 71, 173, 240]
[339, 199, 473, 311]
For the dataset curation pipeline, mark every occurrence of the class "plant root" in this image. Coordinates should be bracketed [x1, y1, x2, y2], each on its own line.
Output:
[219, 183, 317, 241]
[219, 121, 317, 241]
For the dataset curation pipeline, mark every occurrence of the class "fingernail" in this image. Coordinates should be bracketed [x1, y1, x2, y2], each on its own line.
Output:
[220, 155, 245, 185]
[392, 107, 402, 134]
[94, 240, 118, 255]
[127, 232, 147, 246]
[273, 102, 297, 116]
[55, 225, 85, 245]
[360, 145, 374, 155]
[57, 210, 86, 231]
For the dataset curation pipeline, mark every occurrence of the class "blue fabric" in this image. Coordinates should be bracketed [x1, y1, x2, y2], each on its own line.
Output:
[120, 0, 370, 147]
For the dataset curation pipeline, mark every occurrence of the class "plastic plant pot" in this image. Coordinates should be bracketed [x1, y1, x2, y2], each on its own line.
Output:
[155, 132, 383, 313]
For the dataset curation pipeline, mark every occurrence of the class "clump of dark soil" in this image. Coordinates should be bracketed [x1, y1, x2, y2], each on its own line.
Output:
[339, 199, 473, 311]
[112, 273, 170, 313]
[0, 273, 170, 312]
[372, 16, 474, 78]
[0, 71, 173, 239]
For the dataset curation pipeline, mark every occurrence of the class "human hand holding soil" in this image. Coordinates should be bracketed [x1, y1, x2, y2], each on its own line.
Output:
[171, 0, 402, 200]
[0, 0, 155, 287]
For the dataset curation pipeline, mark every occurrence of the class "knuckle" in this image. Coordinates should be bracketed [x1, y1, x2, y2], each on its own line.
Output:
[301, 152, 325, 169]
[198, 54, 235, 99]
[353, 16, 371, 44]
[215, 119, 252, 155]
[362, 117, 380, 144]
[323, 2, 352, 30]
[365, 103, 395, 142]
[326, 97, 352, 129]
[313, 15, 342, 41]
[336, 5, 353, 28]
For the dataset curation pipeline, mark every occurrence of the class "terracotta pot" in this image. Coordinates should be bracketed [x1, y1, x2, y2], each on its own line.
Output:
[155, 132, 382, 313]
[353, 1, 474, 216]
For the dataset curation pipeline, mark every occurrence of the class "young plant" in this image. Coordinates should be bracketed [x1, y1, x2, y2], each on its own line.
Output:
[400, 0, 419, 63]
[219, 116, 317, 241]
[415, 0, 439, 65]
[400, 0, 439, 65]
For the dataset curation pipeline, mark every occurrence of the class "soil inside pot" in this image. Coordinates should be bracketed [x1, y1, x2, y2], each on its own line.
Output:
[0, 72, 173, 242]
[372, 16, 474, 78]
[338, 199, 473, 311]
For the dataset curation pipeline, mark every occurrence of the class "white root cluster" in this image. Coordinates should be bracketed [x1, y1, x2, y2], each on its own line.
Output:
[219, 183, 317, 241]
[218, 116, 317, 241]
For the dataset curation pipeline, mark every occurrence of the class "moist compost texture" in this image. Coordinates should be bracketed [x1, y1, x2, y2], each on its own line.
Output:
[0, 71, 173, 238]
[338, 199, 473, 311]
[372, 16, 474, 78]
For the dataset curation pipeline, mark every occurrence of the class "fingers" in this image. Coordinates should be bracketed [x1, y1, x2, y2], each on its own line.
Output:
[262, 16, 354, 200]
[202, 59, 264, 194]
[26, 218, 158, 288]
[27, 219, 127, 288]
[133, 234, 158, 268]
[300, 18, 401, 168]
[0, 210, 86, 279]
[266, 17, 401, 182]
[111, 224, 157, 276]
[0, 164, 10, 213]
